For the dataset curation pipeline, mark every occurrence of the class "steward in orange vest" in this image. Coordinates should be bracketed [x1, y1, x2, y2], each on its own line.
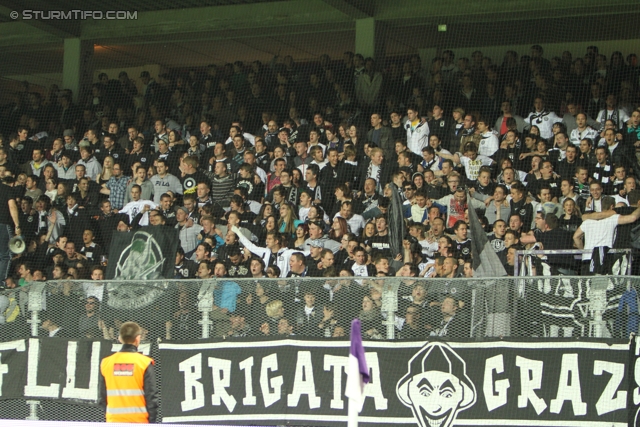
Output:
[99, 322, 158, 423]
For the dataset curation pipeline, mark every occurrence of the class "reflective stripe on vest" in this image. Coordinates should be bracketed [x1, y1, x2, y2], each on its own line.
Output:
[107, 389, 145, 397]
[100, 351, 154, 423]
[106, 406, 148, 414]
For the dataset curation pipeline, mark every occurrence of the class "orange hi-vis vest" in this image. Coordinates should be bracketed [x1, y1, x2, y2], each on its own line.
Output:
[100, 351, 154, 423]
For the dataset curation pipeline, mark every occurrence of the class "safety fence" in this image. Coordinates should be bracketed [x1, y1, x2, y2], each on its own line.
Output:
[1, 276, 639, 425]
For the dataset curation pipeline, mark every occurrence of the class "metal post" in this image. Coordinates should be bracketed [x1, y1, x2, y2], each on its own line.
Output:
[26, 282, 47, 337]
[26, 400, 39, 420]
[197, 279, 215, 339]
[470, 288, 476, 338]
[200, 311, 211, 339]
[28, 311, 40, 337]
[381, 280, 399, 340]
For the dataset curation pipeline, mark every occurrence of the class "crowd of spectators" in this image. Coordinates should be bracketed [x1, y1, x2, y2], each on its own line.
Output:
[1, 43, 640, 340]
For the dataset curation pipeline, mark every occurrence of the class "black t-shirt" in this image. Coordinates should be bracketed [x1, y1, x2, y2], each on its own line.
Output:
[473, 181, 496, 197]
[537, 228, 574, 267]
[510, 199, 533, 232]
[614, 206, 637, 249]
[0, 183, 17, 225]
[528, 177, 561, 201]
[181, 170, 210, 195]
[175, 260, 199, 279]
[366, 234, 391, 258]
[455, 239, 472, 262]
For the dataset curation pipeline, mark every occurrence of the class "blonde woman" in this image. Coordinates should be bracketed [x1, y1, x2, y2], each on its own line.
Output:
[278, 202, 303, 239]
[96, 155, 114, 186]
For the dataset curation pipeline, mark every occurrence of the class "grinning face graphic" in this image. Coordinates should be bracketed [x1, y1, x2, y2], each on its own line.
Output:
[397, 342, 476, 427]
[406, 371, 464, 427]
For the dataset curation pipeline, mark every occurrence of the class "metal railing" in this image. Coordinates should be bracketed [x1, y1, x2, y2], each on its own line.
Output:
[513, 248, 632, 276]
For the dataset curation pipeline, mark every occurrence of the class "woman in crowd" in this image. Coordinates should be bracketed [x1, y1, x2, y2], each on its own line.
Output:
[279, 202, 303, 239]
[291, 169, 304, 188]
[329, 217, 349, 242]
[345, 124, 365, 160]
[96, 155, 114, 187]
[44, 177, 58, 203]
[270, 145, 287, 172]
[254, 203, 275, 228]
[434, 235, 456, 259]
[559, 198, 582, 233]
[168, 129, 185, 150]
[361, 221, 377, 246]
[293, 223, 309, 249]
[187, 134, 205, 160]
[124, 166, 154, 204]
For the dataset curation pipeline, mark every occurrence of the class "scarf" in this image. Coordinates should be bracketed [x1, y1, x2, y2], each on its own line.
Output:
[367, 162, 382, 192]
[530, 110, 550, 124]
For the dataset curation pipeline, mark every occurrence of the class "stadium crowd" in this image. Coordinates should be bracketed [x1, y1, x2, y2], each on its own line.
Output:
[1, 44, 640, 340]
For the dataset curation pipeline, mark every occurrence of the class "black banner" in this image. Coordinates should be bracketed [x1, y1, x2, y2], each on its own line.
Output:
[628, 336, 640, 427]
[0, 338, 152, 403]
[106, 226, 179, 280]
[159, 339, 629, 426]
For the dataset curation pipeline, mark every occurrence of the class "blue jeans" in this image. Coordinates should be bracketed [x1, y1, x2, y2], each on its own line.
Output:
[0, 224, 11, 283]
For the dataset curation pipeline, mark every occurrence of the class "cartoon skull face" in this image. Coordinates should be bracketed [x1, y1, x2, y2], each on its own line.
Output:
[406, 371, 465, 427]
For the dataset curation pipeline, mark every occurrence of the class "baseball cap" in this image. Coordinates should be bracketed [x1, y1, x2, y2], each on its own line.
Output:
[309, 239, 324, 248]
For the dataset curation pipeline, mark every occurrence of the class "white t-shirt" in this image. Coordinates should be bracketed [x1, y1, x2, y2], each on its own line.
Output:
[335, 213, 366, 236]
[119, 200, 157, 226]
[580, 214, 619, 260]
[478, 132, 499, 157]
[459, 154, 493, 181]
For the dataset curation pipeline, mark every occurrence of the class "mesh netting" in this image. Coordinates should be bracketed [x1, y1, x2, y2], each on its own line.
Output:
[1, 276, 636, 421]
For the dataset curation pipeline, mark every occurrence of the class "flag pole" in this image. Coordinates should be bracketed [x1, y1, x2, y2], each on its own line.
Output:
[346, 319, 369, 427]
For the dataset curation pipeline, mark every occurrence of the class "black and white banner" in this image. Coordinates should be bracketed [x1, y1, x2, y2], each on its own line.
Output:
[159, 339, 629, 426]
[628, 335, 640, 427]
[0, 338, 151, 403]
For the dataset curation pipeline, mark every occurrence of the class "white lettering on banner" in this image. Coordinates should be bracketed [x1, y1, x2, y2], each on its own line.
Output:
[484, 355, 510, 411]
[0, 355, 7, 396]
[167, 345, 628, 419]
[208, 357, 237, 412]
[288, 351, 321, 408]
[593, 360, 626, 415]
[324, 355, 348, 409]
[635, 338, 640, 406]
[516, 356, 547, 414]
[363, 353, 388, 410]
[24, 338, 60, 398]
[179, 354, 204, 411]
[550, 353, 586, 415]
[0, 340, 26, 397]
[260, 353, 283, 408]
[61, 341, 101, 400]
[239, 357, 256, 405]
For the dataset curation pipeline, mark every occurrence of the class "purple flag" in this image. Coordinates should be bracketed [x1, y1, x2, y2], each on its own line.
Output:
[346, 319, 369, 426]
